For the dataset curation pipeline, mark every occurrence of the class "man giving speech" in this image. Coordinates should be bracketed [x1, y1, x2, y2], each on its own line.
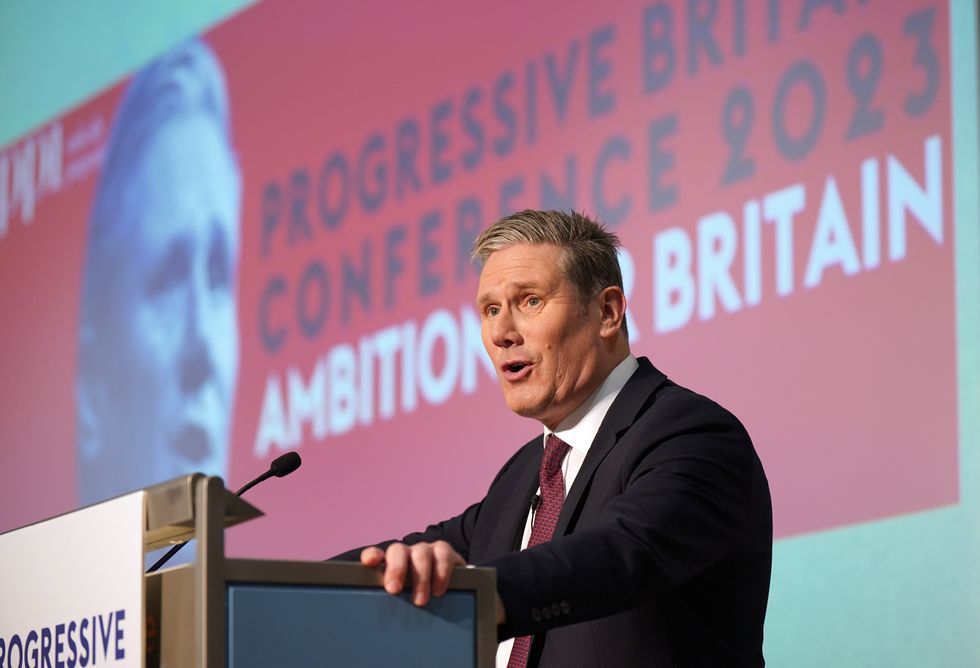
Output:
[340, 209, 772, 667]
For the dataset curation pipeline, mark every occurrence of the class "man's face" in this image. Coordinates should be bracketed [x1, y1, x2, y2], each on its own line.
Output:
[477, 243, 607, 429]
[96, 112, 240, 491]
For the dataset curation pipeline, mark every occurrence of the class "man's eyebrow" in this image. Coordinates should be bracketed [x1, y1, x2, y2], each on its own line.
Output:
[476, 282, 541, 306]
[501, 281, 542, 294]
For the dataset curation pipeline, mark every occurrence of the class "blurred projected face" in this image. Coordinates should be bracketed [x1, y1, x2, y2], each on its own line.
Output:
[97, 112, 240, 491]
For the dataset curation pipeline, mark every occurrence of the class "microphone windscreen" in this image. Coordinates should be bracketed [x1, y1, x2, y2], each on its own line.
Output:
[270, 451, 302, 477]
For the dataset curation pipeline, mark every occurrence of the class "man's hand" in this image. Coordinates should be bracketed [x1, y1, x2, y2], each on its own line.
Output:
[360, 541, 466, 606]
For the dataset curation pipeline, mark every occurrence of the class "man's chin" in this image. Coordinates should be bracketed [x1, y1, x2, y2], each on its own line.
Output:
[504, 396, 550, 423]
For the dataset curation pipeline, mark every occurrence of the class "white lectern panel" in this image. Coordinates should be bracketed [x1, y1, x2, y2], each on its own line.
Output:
[0, 492, 145, 668]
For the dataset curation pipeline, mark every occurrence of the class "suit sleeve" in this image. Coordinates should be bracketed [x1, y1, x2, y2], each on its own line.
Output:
[484, 390, 770, 640]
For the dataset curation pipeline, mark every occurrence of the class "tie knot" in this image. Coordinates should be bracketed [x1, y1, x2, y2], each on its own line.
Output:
[541, 434, 570, 480]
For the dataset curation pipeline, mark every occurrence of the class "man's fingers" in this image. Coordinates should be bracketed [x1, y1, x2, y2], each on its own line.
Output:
[383, 543, 410, 594]
[431, 540, 462, 597]
[366, 541, 466, 606]
[360, 546, 384, 567]
[409, 543, 434, 606]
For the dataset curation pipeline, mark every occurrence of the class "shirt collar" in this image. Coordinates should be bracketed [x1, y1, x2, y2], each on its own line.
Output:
[543, 354, 639, 456]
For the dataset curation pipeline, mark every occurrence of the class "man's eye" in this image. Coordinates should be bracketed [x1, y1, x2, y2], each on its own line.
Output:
[208, 236, 230, 291]
[486, 306, 500, 317]
[146, 243, 189, 297]
[526, 297, 541, 307]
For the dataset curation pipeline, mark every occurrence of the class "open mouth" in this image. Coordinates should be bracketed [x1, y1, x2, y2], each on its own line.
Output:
[172, 423, 212, 464]
[501, 360, 533, 380]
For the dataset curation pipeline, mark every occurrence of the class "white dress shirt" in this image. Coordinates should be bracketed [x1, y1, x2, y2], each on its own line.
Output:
[496, 354, 639, 667]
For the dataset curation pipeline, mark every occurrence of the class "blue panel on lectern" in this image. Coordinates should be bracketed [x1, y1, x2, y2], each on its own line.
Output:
[227, 583, 476, 667]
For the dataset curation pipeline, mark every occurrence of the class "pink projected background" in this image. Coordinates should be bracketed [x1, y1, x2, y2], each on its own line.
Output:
[0, 0, 956, 562]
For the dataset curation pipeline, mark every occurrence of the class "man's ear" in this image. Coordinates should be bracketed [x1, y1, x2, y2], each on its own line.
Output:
[596, 286, 627, 340]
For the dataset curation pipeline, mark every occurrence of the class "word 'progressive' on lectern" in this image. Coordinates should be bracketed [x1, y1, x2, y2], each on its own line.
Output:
[145, 474, 498, 667]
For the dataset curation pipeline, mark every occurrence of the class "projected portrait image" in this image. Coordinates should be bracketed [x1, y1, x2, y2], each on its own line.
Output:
[76, 38, 241, 505]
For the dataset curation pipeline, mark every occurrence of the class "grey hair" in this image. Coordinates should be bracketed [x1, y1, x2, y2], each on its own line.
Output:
[472, 209, 627, 335]
[87, 37, 233, 257]
[80, 37, 234, 329]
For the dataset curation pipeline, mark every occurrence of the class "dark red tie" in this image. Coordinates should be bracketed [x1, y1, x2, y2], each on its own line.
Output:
[507, 434, 571, 668]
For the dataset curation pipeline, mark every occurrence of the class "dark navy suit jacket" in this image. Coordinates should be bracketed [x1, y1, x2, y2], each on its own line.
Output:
[339, 357, 772, 667]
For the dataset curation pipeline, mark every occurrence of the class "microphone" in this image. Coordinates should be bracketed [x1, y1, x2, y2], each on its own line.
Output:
[146, 452, 303, 573]
[530, 494, 541, 512]
[235, 451, 302, 496]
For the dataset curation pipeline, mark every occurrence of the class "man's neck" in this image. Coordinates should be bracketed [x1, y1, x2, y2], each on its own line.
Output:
[543, 348, 633, 432]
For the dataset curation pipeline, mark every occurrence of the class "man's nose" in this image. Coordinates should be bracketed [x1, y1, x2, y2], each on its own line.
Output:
[489, 309, 522, 348]
[180, 284, 214, 393]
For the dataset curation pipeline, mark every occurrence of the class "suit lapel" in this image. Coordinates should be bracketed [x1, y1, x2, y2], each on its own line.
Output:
[554, 358, 667, 537]
[486, 436, 543, 554]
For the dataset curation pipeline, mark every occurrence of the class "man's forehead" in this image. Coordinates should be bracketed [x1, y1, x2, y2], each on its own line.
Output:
[479, 243, 564, 271]
[476, 245, 568, 302]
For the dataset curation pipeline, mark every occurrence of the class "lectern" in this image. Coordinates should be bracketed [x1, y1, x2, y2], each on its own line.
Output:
[2, 475, 497, 667]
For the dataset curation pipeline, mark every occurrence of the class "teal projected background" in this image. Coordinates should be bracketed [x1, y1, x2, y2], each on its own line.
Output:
[1, 1, 977, 665]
